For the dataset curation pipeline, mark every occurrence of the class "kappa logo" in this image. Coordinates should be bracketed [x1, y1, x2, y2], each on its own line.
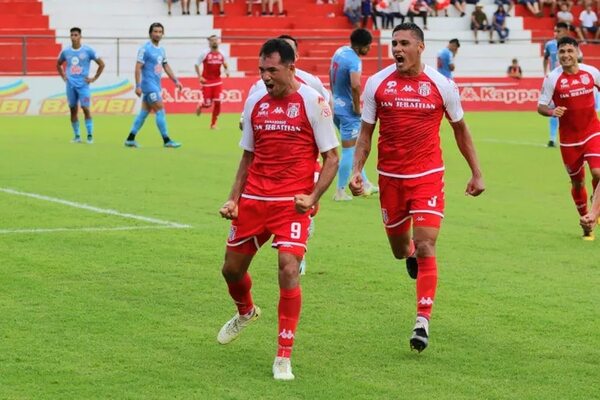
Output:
[418, 81, 431, 96]
[279, 329, 295, 340]
[415, 216, 425, 222]
[401, 84, 415, 92]
[273, 106, 285, 114]
[418, 297, 434, 306]
[572, 79, 580, 85]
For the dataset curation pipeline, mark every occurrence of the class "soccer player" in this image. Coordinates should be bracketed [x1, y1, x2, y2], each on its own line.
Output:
[436, 38, 459, 80]
[538, 36, 600, 240]
[217, 39, 339, 380]
[349, 22, 485, 352]
[195, 35, 229, 130]
[124, 23, 182, 148]
[581, 184, 600, 231]
[56, 27, 105, 144]
[330, 28, 378, 201]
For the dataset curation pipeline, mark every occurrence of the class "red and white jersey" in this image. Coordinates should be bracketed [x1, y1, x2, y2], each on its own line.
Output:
[196, 49, 226, 86]
[538, 63, 600, 145]
[248, 67, 331, 103]
[240, 84, 339, 199]
[362, 64, 464, 178]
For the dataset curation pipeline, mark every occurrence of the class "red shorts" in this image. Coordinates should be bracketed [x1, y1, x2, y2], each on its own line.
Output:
[202, 83, 222, 104]
[226, 197, 310, 257]
[560, 134, 600, 180]
[379, 172, 445, 235]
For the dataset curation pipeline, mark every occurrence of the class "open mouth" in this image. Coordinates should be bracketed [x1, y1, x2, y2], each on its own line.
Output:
[265, 82, 275, 90]
[394, 55, 405, 65]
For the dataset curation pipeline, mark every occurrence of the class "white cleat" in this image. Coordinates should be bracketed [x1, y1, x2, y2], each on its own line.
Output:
[363, 181, 379, 196]
[410, 316, 430, 353]
[217, 306, 261, 345]
[333, 188, 352, 201]
[273, 356, 295, 380]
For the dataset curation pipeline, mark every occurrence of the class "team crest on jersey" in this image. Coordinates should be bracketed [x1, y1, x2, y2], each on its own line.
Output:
[418, 82, 431, 96]
[381, 208, 389, 224]
[228, 226, 237, 241]
[287, 103, 300, 118]
[71, 56, 80, 66]
[581, 74, 590, 85]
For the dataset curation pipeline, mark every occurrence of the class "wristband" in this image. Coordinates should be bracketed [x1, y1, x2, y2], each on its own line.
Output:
[135, 83, 141, 89]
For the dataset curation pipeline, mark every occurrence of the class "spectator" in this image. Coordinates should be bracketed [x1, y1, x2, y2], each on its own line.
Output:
[450, 0, 467, 16]
[247, 0, 269, 15]
[389, 0, 406, 25]
[208, 0, 225, 15]
[435, 0, 450, 16]
[268, 0, 286, 15]
[578, 3, 599, 41]
[494, 0, 514, 15]
[556, 0, 573, 11]
[361, 0, 376, 28]
[507, 58, 522, 79]
[519, 0, 542, 17]
[407, 0, 432, 30]
[167, 0, 190, 15]
[378, 0, 394, 28]
[471, 4, 491, 44]
[344, 0, 362, 28]
[556, 1, 585, 40]
[539, 0, 557, 17]
[491, 4, 509, 42]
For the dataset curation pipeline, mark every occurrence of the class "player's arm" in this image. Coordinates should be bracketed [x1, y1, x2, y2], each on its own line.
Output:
[56, 53, 66, 82]
[134, 61, 143, 97]
[163, 62, 183, 90]
[295, 148, 339, 214]
[537, 76, 566, 117]
[194, 62, 204, 83]
[349, 120, 376, 196]
[350, 71, 361, 115]
[220, 150, 254, 220]
[87, 58, 105, 83]
[543, 46, 550, 76]
[223, 60, 230, 77]
[450, 119, 485, 197]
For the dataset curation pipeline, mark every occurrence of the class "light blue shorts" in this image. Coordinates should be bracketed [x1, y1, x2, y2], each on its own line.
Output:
[142, 90, 162, 105]
[334, 114, 361, 141]
[66, 84, 91, 108]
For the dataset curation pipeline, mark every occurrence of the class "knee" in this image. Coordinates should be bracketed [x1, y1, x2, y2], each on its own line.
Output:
[391, 243, 412, 260]
[278, 259, 299, 281]
[415, 238, 436, 257]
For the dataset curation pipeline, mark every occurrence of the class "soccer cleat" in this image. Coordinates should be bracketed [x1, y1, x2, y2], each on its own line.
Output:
[272, 356, 295, 380]
[547, 140, 556, 148]
[299, 258, 306, 275]
[582, 231, 595, 241]
[217, 306, 261, 344]
[406, 256, 418, 279]
[195, 104, 202, 116]
[164, 140, 182, 148]
[86, 135, 93, 144]
[124, 140, 139, 148]
[333, 188, 352, 201]
[363, 181, 380, 196]
[210, 124, 218, 130]
[71, 136, 82, 143]
[410, 316, 429, 353]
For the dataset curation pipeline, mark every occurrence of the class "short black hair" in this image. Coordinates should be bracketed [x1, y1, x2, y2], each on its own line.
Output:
[277, 35, 298, 51]
[148, 22, 164, 35]
[259, 39, 295, 64]
[208, 34, 218, 40]
[555, 22, 568, 30]
[350, 28, 373, 47]
[449, 38, 460, 47]
[392, 22, 424, 42]
[557, 36, 579, 48]
[70, 27, 81, 34]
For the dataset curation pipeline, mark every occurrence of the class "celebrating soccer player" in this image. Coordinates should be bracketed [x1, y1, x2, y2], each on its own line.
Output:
[195, 35, 229, 130]
[349, 23, 485, 352]
[124, 22, 182, 148]
[217, 39, 339, 380]
[56, 27, 105, 144]
[538, 36, 600, 240]
[330, 28, 378, 201]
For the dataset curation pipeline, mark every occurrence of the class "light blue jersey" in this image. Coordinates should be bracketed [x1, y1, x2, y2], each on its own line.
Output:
[330, 46, 361, 118]
[437, 47, 453, 79]
[137, 41, 168, 94]
[544, 39, 559, 70]
[58, 45, 98, 88]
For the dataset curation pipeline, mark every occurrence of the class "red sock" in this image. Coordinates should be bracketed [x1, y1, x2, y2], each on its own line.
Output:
[211, 101, 221, 125]
[571, 186, 589, 216]
[226, 273, 254, 315]
[277, 286, 302, 358]
[416, 256, 437, 320]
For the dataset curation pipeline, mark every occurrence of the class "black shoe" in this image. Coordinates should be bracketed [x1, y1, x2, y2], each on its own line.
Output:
[547, 140, 555, 148]
[410, 327, 429, 353]
[406, 256, 418, 279]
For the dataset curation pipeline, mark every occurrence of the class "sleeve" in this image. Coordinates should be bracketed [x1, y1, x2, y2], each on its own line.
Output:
[361, 76, 378, 124]
[161, 48, 168, 65]
[442, 79, 464, 122]
[543, 42, 549, 59]
[351, 56, 362, 73]
[89, 47, 100, 61]
[306, 93, 339, 152]
[239, 96, 257, 152]
[538, 76, 555, 105]
[195, 50, 208, 67]
[58, 50, 65, 63]
[306, 74, 331, 103]
[136, 46, 145, 65]
[592, 67, 600, 89]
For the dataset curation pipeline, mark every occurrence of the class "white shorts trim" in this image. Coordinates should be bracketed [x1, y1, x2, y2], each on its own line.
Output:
[271, 241, 307, 250]
[567, 164, 584, 177]
[584, 153, 600, 158]
[241, 194, 295, 201]
[202, 81, 223, 88]
[410, 209, 445, 218]
[384, 215, 411, 228]
[227, 236, 260, 249]
[560, 132, 600, 147]
[378, 166, 445, 179]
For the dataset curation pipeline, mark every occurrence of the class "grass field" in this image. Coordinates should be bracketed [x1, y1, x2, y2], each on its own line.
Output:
[1, 112, 599, 399]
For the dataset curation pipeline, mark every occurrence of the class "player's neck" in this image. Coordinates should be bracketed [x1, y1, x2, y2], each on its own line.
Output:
[563, 64, 579, 74]
[71, 43, 81, 50]
[273, 81, 301, 99]
[397, 63, 424, 77]
[151, 40, 160, 47]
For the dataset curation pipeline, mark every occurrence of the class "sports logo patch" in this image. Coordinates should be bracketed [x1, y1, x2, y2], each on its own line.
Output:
[381, 208, 389, 224]
[418, 82, 431, 96]
[581, 74, 590, 85]
[287, 103, 300, 118]
[317, 97, 331, 118]
[228, 226, 237, 241]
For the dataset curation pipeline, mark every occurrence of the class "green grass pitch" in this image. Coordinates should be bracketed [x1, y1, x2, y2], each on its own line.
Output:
[0, 112, 599, 399]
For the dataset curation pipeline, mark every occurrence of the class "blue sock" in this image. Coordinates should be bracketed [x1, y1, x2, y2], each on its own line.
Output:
[155, 109, 168, 138]
[130, 109, 149, 135]
[549, 117, 558, 142]
[337, 146, 354, 189]
[85, 119, 93, 136]
[71, 120, 80, 137]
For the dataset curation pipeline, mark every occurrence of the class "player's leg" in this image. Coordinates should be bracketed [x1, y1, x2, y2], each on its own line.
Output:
[207, 0, 213, 14]
[196, 85, 213, 116]
[149, 93, 182, 148]
[79, 86, 93, 143]
[561, 145, 591, 237]
[167, 0, 172, 15]
[548, 116, 558, 147]
[210, 85, 222, 129]
[585, 137, 600, 224]
[334, 116, 360, 201]
[125, 99, 151, 147]
[66, 84, 81, 142]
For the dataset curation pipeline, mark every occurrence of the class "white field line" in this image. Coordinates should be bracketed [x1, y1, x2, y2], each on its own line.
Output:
[0, 225, 186, 235]
[0, 187, 192, 229]
[477, 138, 547, 148]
